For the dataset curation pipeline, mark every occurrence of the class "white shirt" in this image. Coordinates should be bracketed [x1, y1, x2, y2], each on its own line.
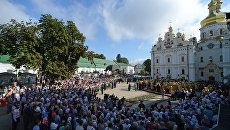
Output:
[122, 123, 131, 130]
[87, 126, 95, 130]
[50, 122, 58, 130]
[15, 94, 20, 102]
[76, 125, 84, 130]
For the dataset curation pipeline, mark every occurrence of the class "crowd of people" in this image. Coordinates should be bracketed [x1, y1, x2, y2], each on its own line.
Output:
[1, 76, 229, 130]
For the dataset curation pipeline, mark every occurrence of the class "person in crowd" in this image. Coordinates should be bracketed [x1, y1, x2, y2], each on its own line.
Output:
[162, 89, 165, 99]
[1, 76, 227, 130]
[32, 120, 41, 130]
[138, 101, 145, 111]
[128, 83, 131, 91]
[12, 104, 20, 130]
[75, 120, 84, 130]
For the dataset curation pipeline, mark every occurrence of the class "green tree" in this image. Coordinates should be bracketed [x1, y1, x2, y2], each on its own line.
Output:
[98, 54, 106, 59]
[0, 19, 42, 69]
[140, 69, 146, 75]
[92, 53, 106, 59]
[0, 14, 88, 80]
[120, 57, 129, 64]
[143, 59, 151, 74]
[116, 54, 121, 62]
[116, 54, 129, 64]
[37, 14, 87, 80]
[85, 51, 95, 65]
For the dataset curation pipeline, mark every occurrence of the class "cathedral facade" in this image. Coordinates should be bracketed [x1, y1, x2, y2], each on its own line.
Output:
[151, 0, 230, 83]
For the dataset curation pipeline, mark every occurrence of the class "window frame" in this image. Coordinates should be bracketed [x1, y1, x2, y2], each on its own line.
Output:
[210, 30, 213, 36]
[182, 69, 185, 75]
[220, 29, 223, 35]
[220, 55, 223, 62]
[201, 72, 204, 77]
[168, 69, 171, 74]
[200, 57, 203, 63]
[181, 56, 185, 62]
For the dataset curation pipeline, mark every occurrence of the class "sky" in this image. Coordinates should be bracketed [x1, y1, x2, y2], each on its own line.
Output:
[1, 0, 230, 65]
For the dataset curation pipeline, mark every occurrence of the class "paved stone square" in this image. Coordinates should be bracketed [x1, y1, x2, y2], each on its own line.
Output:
[96, 82, 150, 99]
[95, 82, 176, 109]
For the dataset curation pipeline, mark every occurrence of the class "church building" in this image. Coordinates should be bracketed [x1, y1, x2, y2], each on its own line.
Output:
[151, 0, 230, 83]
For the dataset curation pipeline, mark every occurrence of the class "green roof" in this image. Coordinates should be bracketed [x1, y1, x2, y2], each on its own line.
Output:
[0, 55, 10, 63]
[0, 55, 118, 69]
[77, 57, 116, 68]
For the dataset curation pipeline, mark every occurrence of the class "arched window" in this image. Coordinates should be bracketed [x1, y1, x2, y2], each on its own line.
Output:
[181, 56, 185, 62]
[168, 58, 170, 63]
[200, 57, 203, 62]
[220, 29, 223, 35]
[168, 69, 171, 74]
[156, 59, 159, 63]
[201, 72, 204, 77]
[182, 69, 185, 74]
[202, 33, 206, 39]
[220, 55, 223, 62]
[210, 30, 213, 36]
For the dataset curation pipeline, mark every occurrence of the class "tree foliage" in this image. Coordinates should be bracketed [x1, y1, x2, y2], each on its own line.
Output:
[143, 59, 151, 74]
[116, 54, 121, 62]
[94, 54, 106, 59]
[0, 14, 88, 80]
[116, 54, 129, 64]
[0, 19, 42, 69]
[120, 57, 129, 64]
[84, 51, 95, 65]
[84, 51, 106, 60]
[140, 69, 146, 75]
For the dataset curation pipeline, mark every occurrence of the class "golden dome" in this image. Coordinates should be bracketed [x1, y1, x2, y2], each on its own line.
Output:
[182, 33, 186, 40]
[208, 0, 216, 9]
[200, 0, 225, 28]
[169, 26, 173, 32]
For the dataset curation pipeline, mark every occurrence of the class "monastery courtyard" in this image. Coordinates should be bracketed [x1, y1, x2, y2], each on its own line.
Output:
[97, 82, 149, 99]
[0, 82, 175, 130]
[96, 82, 174, 109]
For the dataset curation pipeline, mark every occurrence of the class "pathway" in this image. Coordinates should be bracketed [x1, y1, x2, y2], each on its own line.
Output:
[96, 82, 150, 99]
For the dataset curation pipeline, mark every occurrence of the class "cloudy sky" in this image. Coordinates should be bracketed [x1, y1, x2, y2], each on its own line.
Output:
[1, 0, 230, 65]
